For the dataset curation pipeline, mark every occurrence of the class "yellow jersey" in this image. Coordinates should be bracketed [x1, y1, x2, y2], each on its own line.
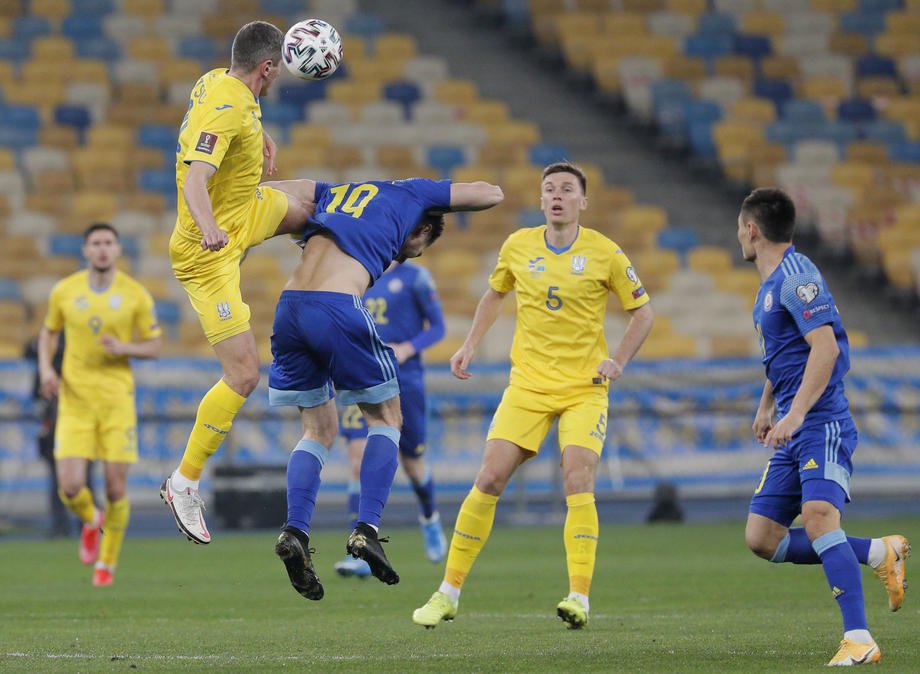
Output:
[174, 68, 265, 242]
[489, 225, 650, 392]
[44, 270, 162, 406]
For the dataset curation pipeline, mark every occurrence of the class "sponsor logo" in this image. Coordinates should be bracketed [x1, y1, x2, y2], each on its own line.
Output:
[255, 187, 263, 200]
[763, 291, 773, 312]
[571, 255, 587, 275]
[195, 131, 218, 154]
[215, 104, 233, 110]
[632, 286, 646, 299]
[626, 266, 638, 284]
[802, 458, 820, 470]
[216, 301, 231, 321]
[527, 256, 545, 276]
[108, 294, 121, 309]
[203, 423, 229, 435]
[75, 295, 89, 311]
[796, 282, 820, 303]
[802, 303, 830, 320]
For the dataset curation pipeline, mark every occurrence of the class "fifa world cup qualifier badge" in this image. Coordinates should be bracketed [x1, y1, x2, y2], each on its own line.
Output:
[195, 132, 218, 154]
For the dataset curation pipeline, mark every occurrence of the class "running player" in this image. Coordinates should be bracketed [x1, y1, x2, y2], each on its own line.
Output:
[39, 223, 162, 586]
[161, 21, 318, 544]
[413, 162, 654, 629]
[736, 187, 909, 666]
[334, 260, 447, 578]
[270, 177, 503, 600]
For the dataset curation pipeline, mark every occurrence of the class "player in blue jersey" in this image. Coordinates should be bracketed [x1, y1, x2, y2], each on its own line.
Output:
[334, 260, 448, 578]
[737, 188, 910, 666]
[269, 177, 503, 600]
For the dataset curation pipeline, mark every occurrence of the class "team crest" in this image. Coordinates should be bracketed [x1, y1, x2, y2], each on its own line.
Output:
[387, 277, 404, 293]
[570, 255, 587, 275]
[216, 301, 232, 321]
[109, 294, 122, 310]
[74, 295, 89, 311]
[796, 282, 820, 303]
[626, 266, 638, 284]
[528, 256, 546, 277]
[763, 291, 773, 312]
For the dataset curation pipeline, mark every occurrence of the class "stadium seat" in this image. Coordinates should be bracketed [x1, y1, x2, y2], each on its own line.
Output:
[13, 16, 52, 40]
[528, 143, 570, 166]
[684, 33, 735, 64]
[138, 124, 178, 152]
[839, 11, 888, 36]
[75, 37, 121, 60]
[54, 105, 92, 140]
[863, 119, 907, 143]
[280, 80, 329, 108]
[733, 33, 772, 62]
[72, 0, 115, 14]
[856, 54, 898, 79]
[837, 98, 876, 124]
[657, 226, 700, 260]
[138, 168, 177, 197]
[383, 81, 422, 119]
[426, 145, 467, 177]
[888, 140, 920, 164]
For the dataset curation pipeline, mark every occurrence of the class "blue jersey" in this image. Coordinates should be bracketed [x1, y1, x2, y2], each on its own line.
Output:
[303, 178, 452, 283]
[364, 262, 445, 376]
[753, 246, 851, 426]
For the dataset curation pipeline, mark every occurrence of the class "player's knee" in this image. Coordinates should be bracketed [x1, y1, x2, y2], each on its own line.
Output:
[474, 468, 509, 496]
[105, 485, 126, 503]
[226, 367, 260, 397]
[745, 531, 775, 560]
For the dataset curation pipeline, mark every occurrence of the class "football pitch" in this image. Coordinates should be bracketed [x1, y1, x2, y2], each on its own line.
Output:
[2, 516, 917, 672]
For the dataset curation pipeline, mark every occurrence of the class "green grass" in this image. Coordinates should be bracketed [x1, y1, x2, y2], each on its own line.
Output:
[2, 516, 917, 672]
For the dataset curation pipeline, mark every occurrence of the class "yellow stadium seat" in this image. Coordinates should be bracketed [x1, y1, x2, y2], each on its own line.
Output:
[124, 192, 167, 214]
[846, 140, 888, 164]
[288, 124, 333, 149]
[713, 56, 755, 85]
[452, 164, 502, 187]
[712, 267, 760, 299]
[463, 100, 512, 126]
[340, 34, 369, 60]
[30, 0, 70, 20]
[486, 120, 540, 146]
[741, 10, 785, 37]
[32, 168, 76, 195]
[477, 143, 529, 168]
[801, 77, 850, 107]
[158, 59, 203, 85]
[620, 0, 667, 11]
[666, 0, 707, 11]
[885, 11, 920, 34]
[122, 0, 164, 16]
[375, 145, 418, 173]
[760, 56, 800, 81]
[72, 191, 119, 227]
[875, 33, 920, 58]
[435, 79, 479, 107]
[0, 5, 19, 20]
[637, 331, 700, 360]
[32, 36, 75, 60]
[555, 11, 602, 54]
[621, 204, 668, 234]
[811, 0, 856, 10]
[687, 245, 734, 272]
[728, 97, 776, 124]
[373, 33, 418, 60]
[831, 162, 876, 194]
[599, 12, 648, 37]
[593, 184, 636, 212]
[327, 80, 383, 109]
[345, 58, 407, 84]
[661, 54, 707, 85]
[128, 36, 172, 61]
[86, 125, 135, 150]
[0, 148, 15, 171]
[40, 125, 80, 150]
[591, 55, 628, 94]
[625, 243, 681, 286]
[857, 76, 900, 99]
[828, 32, 868, 58]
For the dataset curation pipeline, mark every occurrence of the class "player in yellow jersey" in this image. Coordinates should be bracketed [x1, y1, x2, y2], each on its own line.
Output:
[39, 224, 162, 587]
[161, 21, 320, 543]
[413, 162, 654, 629]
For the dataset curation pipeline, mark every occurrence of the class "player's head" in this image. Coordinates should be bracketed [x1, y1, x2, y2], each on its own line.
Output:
[737, 187, 796, 262]
[231, 21, 284, 95]
[541, 161, 587, 226]
[397, 212, 445, 261]
[82, 223, 122, 273]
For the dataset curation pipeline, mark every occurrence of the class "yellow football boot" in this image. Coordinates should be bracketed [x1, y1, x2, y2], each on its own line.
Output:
[827, 640, 880, 666]
[412, 591, 458, 629]
[873, 534, 910, 612]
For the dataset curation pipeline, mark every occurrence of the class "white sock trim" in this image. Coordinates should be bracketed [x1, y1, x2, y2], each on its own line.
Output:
[867, 539, 886, 568]
[438, 581, 460, 603]
[171, 469, 199, 492]
[567, 591, 590, 614]
[843, 629, 873, 644]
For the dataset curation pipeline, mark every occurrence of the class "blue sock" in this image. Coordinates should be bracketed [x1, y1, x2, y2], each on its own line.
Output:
[285, 439, 328, 534]
[771, 527, 872, 565]
[813, 530, 868, 632]
[357, 426, 399, 528]
[347, 479, 360, 531]
[411, 465, 437, 519]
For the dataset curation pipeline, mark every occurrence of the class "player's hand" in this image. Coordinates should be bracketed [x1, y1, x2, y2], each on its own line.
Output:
[39, 370, 59, 400]
[752, 410, 773, 444]
[762, 410, 804, 449]
[450, 344, 475, 380]
[99, 334, 127, 356]
[263, 131, 278, 176]
[596, 357, 624, 383]
[199, 224, 229, 251]
[389, 341, 415, 365]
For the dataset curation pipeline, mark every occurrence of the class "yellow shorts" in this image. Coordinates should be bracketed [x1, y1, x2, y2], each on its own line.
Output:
[170, 185, 289, 345]
[54, 398, 138, 463]
[487, 383, 609, 456]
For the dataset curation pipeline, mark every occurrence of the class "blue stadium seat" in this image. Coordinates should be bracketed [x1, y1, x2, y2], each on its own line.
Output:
[0, 38, 31, 62]
[137, 124, 178, 153]
[888, 140, 920, 164]
[261, 101, 305, 129]
[344, 13, 386, 41]
[684, 34, 735, 62]
[862, 119, 907, 143]
[13, 16, 52, 40]
[652, 80, 693, 144]
[684, 100, 723, 125]
[837, 98, 876, 124]
[859, 0, 904, 11]
[120, 234, 140, 260]
[72, 0, 115, 15]
[754, 78, 794, 112]
[688, 121, 717, 159]
[529, 143, 569, 166]
[49, 234, 85, 259]
[61, 15, 104, 41]
[839, 12, 887, 36]
[781, 99, 826, 124]
[75, 37, 121, 60]
[0, 278, 22, 300]
[657, 227, 700, 261]
[733, 34, 772, 61]
[279, 81, 329, 107]
[766, 120, 820, 146]
[54, 105, 92, 142]
[154, 299, 181, 337]
[138, 169, 177, 197]
[426, 145, 466, 177]
[384, 81, 422, 119]
[856, 54, 898, 79]
[697, 13, 738, 36]
[261, 0, 306, 13]
[0, 126, 37, 150]
[518, 209, 545, 228]
[178, 36, 219, 64]
[0, 105, 41, 131]
[815, 122, 861, 149]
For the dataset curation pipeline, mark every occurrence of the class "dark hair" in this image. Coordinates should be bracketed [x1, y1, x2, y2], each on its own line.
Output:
[420, 211, 445, 245]
[231, 21, 283, 72]
[542, 161, 586, 195]
[740, 187, 796, 243]
[83, 222, 119, 241]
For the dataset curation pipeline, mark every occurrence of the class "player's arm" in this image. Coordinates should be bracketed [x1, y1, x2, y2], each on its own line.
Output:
[450, 287, 507, 380]
[263, 129, 278, 177]
[447, 181, 504, 212]
[753, 379, 775, 444]
[396, 270, 445, 362]
[37, 326, 61, 400]
[99, 334, 163, 359]
[597, 302, 654, 383]
[183, 161, 228, 252]
[764, 324, 838, 449]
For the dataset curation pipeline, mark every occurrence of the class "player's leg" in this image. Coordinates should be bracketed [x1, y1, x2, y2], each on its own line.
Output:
[94, 461, 130, 587]
[259, 179, 316, 238]
[54, 409, 102, 564]
[334, 424, 372, 578]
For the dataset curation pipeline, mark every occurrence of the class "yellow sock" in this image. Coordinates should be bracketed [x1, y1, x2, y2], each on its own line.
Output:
[564, 492, 598, 596]
[179, 379, 247, 479]
[99, 498, 130, 568]
[58, 486, 97, 524]
[444, 486, 499, 589]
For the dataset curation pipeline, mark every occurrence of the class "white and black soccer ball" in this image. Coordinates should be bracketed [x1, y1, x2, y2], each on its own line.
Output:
[282, 19, 343, 80]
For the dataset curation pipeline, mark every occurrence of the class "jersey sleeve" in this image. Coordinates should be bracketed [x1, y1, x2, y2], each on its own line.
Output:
[779, 271, 835, 335]
[606, 244, 650, 311]
[134, 287, 164, 340]
[182, 104, 242, 169]
[488, 237, 516, 293]
[409, 266, 445, 353]
[404, 178, 451, 209]
[44, 282, 65, 331]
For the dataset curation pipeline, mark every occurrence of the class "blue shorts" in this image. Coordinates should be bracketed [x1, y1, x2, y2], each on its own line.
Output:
[749, 417, 857, 527]
[339, 374, 427, 458]
[268, 290, 399, 408]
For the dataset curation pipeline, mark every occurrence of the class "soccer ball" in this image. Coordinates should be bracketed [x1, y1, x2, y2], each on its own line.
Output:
[282, 19, 343, 80]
